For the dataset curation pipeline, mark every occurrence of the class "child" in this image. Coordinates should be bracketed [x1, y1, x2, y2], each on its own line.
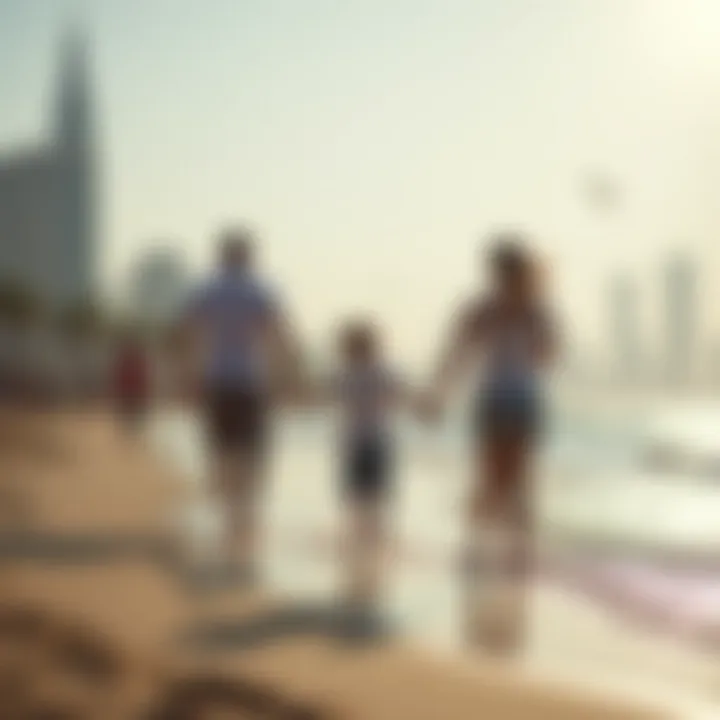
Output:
[112, 332, 151, 434]
[309, 319, 412, 632]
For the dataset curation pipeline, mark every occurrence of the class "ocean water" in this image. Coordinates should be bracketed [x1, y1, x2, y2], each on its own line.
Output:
[151, 404, 720, 568]
[147, 402, 720, 713]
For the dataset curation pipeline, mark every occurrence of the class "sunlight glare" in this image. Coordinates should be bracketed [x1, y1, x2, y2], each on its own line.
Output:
[641, 0, 720, 73]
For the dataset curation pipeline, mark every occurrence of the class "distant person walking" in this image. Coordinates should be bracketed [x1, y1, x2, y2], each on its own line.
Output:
[112, 331, 151, 434]
[183, 226, 298, 585]
[300, 319, 418, 633]
[427, 234, 558, 655]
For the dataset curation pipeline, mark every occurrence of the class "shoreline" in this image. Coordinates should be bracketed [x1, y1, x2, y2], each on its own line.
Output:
[0, 406, 699, 718]
[149, 408, 720, 711]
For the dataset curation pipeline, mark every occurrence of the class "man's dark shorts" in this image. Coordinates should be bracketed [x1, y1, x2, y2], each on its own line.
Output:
[205, 386, 268, 456]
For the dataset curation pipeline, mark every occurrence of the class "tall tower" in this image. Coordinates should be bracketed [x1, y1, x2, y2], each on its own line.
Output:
[55, 26, 96, 308]
[663, 253, 696, 386]
[130, 247, 190, 326]
[608, 273, 641, 383]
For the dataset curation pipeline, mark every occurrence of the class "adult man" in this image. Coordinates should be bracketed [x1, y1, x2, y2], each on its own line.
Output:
[184, 226, 299, 584]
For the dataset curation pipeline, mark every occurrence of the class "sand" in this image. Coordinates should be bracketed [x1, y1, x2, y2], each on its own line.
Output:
[0, 407, 682, 718]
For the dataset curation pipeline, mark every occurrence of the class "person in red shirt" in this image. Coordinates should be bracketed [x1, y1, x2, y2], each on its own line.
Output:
[112, 332, 151, 433]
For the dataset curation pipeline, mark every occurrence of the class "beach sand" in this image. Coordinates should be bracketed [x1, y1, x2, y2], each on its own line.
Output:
[0, 408, 699, 718]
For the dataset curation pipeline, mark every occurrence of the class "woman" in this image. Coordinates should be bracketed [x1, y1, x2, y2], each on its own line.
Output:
[428, 233, 557, 655]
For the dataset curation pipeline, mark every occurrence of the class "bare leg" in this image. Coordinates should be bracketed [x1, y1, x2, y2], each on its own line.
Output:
[229, 452, 262, 570]
[344, 500, 386, 607]
[464, 436, 533, 655]
[210, 450, 233, 565]
[212, 450, 261, 575]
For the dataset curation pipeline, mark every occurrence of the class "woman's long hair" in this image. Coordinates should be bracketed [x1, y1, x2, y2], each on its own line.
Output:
[488, 233, 545, 307]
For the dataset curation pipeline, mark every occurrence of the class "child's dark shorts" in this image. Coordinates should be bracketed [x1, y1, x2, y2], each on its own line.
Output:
[342, 433, 393, 502]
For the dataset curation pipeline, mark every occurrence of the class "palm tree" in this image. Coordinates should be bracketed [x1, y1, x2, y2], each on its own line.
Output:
[0, 278, 43, 329]
[53, 298, 114, 401]
[0, 278, 46, 398]
[56, 298, 105, 341]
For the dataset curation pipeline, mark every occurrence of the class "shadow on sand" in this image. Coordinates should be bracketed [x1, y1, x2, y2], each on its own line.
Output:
[146, 672, 334, 720]
[0, 528, 177, 569]
[0, 603, 338, 719]
[181, 599, 397, 653]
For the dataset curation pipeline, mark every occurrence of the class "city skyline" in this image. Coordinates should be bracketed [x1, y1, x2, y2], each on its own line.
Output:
[3, 1, 720, 367]
[663, 253, 697, 385]
[129, 245, 190, 326]
[0, 25, 96, 309]
[605, 252, 709, 388]
[608, 273, 641, 381]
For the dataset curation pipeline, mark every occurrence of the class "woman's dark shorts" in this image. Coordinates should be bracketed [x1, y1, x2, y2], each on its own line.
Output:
[473, 385, 544, 442]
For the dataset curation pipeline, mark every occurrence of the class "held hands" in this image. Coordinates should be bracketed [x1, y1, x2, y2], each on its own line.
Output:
[272, 378, 324, 409]
[274, 380, 309, 408]
[415, 389, 445, 424]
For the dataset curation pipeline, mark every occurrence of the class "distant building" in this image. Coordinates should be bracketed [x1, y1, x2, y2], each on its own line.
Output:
[663, 253, 697, 385]
[0, 28, 98, 309]
[129, 247, 190, 326]
[608, 273, 641, 382]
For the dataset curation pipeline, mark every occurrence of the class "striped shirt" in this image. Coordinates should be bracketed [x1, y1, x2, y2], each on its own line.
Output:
[333, 363, 403, 441]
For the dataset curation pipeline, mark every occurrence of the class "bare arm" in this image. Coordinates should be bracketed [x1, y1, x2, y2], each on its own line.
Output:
[393, 380, 416, 410]
[295, 376, 337, 407]
[266, 307, 298, 369]
[531, 306, 560, 369]
[168, 292, 207, 404]
[265, 306, 310, 404]
[431, 301, 483, 400]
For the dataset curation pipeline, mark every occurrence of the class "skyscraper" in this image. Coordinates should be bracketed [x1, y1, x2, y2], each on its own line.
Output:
[608, 273, 641, 382]
[663, 253, 697, 386]
[130, 247, 190, 327]
[0, 27, 97, 309]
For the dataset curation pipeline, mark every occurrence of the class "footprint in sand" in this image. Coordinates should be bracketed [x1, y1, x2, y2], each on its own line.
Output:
[0, 605, 337, 720]
[145, 673, 332, 720]
[0, 605, 127, 719]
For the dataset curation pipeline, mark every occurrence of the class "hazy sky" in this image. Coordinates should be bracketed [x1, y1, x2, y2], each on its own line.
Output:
[2, 0, 720, 366]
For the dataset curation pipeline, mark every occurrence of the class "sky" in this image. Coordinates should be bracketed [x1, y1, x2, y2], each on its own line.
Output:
[1, 0, 720, 369]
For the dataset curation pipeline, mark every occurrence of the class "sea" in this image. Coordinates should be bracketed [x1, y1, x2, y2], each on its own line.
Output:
[150, 394, 720, 593]
[146, 394, 720, 714]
